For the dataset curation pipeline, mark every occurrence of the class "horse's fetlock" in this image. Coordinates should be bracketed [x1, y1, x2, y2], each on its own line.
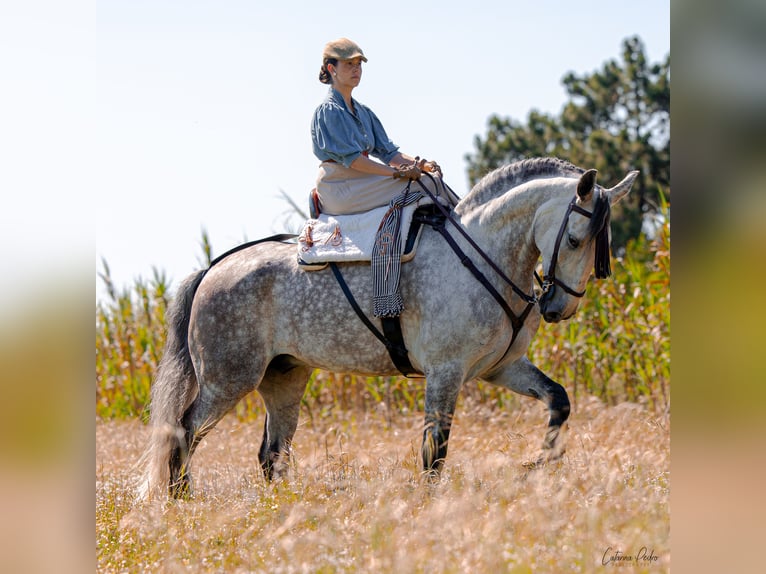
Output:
[542, 422, 567, 460]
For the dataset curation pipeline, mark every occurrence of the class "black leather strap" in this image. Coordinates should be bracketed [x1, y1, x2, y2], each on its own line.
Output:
[208, 234, 298, 268]
[381, 317, 421, 377]
[414, 176, 537, 305]
[329, 262, 422, 377]
[430, 220, 528, 336]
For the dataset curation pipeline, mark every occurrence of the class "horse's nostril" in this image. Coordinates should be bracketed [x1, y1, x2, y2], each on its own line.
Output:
[544, 311, 562, 323]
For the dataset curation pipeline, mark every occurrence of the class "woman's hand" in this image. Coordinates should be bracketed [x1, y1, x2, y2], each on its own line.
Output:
[389, 155, 442, 179]
[393, 163, 423, 180]
[422, 160, 442, 176]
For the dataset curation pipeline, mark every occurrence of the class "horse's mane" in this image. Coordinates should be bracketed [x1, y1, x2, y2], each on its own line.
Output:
[464, 157, 585, 207]
[463, 157, 613, 276]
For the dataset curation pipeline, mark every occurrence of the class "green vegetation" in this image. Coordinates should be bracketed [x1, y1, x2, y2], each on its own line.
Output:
[96, 261, 169, 421]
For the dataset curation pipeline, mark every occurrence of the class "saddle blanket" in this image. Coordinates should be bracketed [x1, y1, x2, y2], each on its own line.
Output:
[297, 197, 433, 268]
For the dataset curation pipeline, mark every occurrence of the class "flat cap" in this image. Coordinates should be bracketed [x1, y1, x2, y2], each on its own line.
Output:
[322, 38, 368, 62]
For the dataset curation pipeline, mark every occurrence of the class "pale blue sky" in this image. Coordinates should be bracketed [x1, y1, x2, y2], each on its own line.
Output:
[90, 1, 668, 300]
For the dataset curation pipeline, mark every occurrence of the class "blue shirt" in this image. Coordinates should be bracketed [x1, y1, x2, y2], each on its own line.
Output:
[311, 88, 400, 168]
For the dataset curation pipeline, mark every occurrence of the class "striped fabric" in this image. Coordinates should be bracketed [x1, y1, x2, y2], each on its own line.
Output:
[372, 183, 425, 317]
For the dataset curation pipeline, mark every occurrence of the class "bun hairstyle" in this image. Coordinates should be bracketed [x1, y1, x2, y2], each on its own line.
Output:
[319, 57, 338, 84]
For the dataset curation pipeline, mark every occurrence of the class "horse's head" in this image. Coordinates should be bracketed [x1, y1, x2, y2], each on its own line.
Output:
[535, 168, 638, 322]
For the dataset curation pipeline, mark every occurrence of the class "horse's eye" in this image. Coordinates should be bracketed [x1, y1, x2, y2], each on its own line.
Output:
[567, 234, 580, 249]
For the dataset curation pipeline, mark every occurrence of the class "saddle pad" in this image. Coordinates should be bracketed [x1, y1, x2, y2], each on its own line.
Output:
[297, 197, 433, 269]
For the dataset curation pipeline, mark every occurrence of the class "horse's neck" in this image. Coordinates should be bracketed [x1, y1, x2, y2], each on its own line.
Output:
[455, 182, 568, 286]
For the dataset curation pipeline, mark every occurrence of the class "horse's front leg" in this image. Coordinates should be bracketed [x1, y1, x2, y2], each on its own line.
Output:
[484, 357, 570, 462]
[422, 367, 463, 476]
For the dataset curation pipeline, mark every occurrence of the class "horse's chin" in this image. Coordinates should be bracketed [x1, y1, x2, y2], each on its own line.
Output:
[542, 310, 577, 323]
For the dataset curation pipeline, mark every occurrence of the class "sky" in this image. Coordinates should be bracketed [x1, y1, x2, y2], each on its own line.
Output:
[7, 1, 671, 305]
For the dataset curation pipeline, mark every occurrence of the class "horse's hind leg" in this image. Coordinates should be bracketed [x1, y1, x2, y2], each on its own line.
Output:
[484, 357, 571, 463]
[169, 372, 266, 498]
[256, 360, 312, 480]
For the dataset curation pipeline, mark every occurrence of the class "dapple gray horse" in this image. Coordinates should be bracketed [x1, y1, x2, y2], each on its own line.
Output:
[138, 157, 637, 499]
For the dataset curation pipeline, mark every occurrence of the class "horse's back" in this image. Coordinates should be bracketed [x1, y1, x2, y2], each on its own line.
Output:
[189, 241, 399, 374]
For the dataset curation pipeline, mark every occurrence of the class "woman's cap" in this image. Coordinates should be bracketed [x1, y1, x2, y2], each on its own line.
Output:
[323, 38, 368, 62]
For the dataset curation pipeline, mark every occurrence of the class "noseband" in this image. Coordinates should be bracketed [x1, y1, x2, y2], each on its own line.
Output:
[539, 195, 611, 298]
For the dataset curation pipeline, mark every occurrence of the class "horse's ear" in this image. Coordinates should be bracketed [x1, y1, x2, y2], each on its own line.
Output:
[606, 170, 639, 205]
[577, 169, 598, 200]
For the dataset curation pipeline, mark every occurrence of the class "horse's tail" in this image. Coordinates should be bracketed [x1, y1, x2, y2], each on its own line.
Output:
[136, 268, 207, 501]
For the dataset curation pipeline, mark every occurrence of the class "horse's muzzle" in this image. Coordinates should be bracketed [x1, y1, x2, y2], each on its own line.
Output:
[539, 289, 564, 323]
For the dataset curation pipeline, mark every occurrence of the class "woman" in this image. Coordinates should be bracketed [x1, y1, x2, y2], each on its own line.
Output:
[311, 37, 451, 215]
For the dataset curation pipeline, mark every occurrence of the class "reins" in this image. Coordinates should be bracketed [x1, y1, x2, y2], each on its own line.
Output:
[416, 174, 539, 306]
[413, 172, 605, 364]
[414, 174, 537, 350]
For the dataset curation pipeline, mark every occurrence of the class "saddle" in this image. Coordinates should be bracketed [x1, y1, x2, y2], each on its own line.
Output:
[296, 188, 438, 270]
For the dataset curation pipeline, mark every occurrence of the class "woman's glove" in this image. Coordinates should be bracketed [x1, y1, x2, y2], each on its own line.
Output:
[393, 162, 423, 180]
[423, 160, 442, 176]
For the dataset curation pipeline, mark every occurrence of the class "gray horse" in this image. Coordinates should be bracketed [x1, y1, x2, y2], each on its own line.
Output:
[138, 157, 637, 499]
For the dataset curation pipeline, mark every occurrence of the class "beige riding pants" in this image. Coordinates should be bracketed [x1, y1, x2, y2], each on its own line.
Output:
[316, 162, 454, 215]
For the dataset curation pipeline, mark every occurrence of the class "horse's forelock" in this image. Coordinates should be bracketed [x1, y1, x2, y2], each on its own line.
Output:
[588, 189, 611, 240]
[589, 189, 612, 278]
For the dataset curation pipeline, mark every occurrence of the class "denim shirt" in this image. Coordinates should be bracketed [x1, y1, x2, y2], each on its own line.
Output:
[311, 87, 400, 168]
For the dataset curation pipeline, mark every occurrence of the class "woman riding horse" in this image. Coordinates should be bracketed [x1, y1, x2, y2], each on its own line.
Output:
[311, 37, 448, 215]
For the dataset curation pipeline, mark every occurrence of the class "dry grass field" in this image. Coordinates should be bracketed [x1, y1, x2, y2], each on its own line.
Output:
[97, 395, 669, 573]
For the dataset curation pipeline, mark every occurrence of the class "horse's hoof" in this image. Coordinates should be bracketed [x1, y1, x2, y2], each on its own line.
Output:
[522, 450, 566, 471]
[169, 478, 193, 500]
[421, 468, 441, 483]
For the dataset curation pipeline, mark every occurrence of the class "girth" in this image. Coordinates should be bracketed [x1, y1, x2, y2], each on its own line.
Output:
[329, 261, 422, 377]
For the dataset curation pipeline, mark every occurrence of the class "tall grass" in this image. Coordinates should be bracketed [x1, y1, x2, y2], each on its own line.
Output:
[97, 398, 671, 572]
[96, 209, 669, 421]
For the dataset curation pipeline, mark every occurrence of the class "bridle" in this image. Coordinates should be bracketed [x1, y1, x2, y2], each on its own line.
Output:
[539, 195, 610, 299]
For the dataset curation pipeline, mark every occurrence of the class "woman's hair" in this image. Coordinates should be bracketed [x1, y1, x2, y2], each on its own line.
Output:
[319, 57, 338, 84]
